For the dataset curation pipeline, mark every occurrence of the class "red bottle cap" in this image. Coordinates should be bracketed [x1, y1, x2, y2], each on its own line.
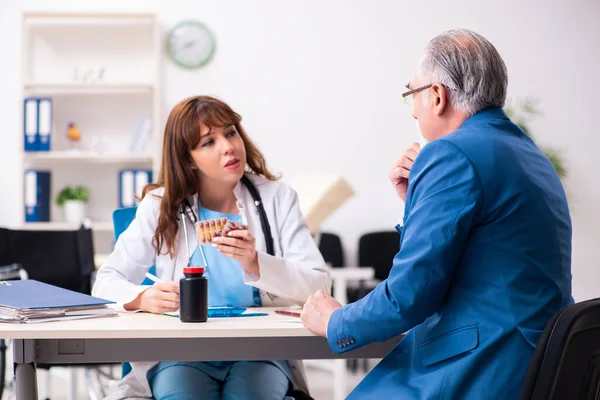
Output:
[183, 266, 205, 274]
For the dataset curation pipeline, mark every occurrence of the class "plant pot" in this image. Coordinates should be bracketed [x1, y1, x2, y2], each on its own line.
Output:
[63, 200, 86, 223]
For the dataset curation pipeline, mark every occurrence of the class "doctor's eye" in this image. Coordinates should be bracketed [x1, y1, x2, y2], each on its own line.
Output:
[225, 130, 237, 138]
[201, 139, 214, 147]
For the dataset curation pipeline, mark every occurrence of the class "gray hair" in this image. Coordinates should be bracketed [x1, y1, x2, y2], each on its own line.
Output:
[418, 29, 508, 116]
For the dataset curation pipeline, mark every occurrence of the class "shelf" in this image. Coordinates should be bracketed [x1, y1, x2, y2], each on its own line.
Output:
[23, 83, 155, 95]
[24, 12, 155, 26]
[21, 221, 113, 232]
[23, 151, 153, 164]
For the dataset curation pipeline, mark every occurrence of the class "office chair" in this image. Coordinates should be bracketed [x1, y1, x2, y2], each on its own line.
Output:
[317, 232, 345, 268]
[0, 263, 26, 399]
[520, 298, 600, 400]
[0, 226, 102, 400]
[347, 231, 400, 303]
[0, 227, 95, 294]
[345, 231, 399, 373]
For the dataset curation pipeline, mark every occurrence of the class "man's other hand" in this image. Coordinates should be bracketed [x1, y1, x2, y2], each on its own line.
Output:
[301, 290, 342, 337]
[390, 142, 421, 202]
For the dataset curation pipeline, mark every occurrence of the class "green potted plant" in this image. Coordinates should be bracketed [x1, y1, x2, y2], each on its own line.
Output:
[504, 98, 567, 179]
[55, 185, 90, 223]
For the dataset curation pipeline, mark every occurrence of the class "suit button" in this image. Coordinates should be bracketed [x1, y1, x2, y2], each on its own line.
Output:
[349, 338, 355, 344]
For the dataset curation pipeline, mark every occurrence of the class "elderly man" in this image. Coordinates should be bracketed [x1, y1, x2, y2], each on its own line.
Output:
[301, 29, 573, 399]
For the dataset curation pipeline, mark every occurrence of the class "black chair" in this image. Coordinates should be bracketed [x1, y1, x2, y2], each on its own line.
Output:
[0, 227, 95, 294]
[318, 232, 345, 268]
[0, 226, 114, 400]
[520, 298, 600, 400]
[0, 263, 24, 399]
[347, 231, 400, 303]
[345, 231, 399, 372]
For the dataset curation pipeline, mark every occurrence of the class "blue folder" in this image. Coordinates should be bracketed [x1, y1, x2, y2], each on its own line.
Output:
[0, 280, 114, 310]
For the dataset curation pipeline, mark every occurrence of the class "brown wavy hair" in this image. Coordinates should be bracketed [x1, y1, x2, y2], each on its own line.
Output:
[143, 95, 277, 257]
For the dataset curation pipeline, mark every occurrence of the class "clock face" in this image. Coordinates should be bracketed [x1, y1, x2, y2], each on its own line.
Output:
[166, 21, 215, 69]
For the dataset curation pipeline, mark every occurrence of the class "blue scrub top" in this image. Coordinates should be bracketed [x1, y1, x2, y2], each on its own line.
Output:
[190, 207, 261, 308]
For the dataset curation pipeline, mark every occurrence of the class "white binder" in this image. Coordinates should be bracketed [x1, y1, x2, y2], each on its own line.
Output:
[24, 98, 38, 151]
[37, 98, 52, 151]
[119, 170, 135, 208]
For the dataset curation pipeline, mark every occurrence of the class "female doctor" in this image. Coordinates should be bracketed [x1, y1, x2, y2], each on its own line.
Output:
[92, 95, 331, 400]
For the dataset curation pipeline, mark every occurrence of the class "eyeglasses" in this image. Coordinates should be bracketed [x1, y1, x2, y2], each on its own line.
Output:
[402, 83, 456, 108]
[402, 84, 432, 108]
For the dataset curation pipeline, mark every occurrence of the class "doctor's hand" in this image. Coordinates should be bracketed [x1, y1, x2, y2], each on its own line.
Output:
[301, 290, 342, 338]
[212, 230, 260, 277]
[126, 281, 180, 314]
[389, 142, 421, 202]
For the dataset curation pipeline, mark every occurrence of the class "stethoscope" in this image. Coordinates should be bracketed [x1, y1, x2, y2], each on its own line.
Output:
[178, 175, 275, 268]
[178, 199, 208, 268]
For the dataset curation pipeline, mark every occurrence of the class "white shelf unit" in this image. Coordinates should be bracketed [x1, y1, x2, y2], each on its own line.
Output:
[19, 221, 113, 232]
[20, 12, 161, 257]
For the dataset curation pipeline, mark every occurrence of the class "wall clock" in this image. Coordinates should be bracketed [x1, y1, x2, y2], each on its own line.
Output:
[166, 20, 215, 69]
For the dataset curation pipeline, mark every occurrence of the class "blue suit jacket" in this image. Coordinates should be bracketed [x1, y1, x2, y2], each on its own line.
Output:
[328, 108, 573, 399]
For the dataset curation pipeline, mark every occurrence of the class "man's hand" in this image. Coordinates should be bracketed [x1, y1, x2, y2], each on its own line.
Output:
[389, 142, 421, 202]
[301, 290, 342, 337]
[212, 230, 260, 277]
[125, 281, 180, 314]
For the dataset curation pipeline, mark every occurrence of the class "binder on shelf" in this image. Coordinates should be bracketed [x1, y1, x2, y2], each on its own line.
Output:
[134, 169, 152, 205]
[37, 97, 52, 151]
[24, 169, 51, 222]
[119, 169, 135, 208]
[23, 98, 38, 152]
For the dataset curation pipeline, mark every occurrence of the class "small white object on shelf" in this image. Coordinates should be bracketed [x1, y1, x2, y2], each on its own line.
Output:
[63, 200, 86, 223]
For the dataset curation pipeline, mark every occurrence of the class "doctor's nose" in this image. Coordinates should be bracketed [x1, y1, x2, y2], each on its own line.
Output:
[220, 138, 234, 154]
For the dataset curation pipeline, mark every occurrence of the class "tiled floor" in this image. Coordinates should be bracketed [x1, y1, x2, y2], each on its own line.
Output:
[2, 356, 376, 400]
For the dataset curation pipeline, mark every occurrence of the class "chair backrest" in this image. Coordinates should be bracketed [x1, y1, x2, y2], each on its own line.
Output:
[358, 231, 400, 281]
[318, 232, 345, 268]
[520, 298, 600, 400]
[0, 227, 94, 294]
[112, 207, 138, 241]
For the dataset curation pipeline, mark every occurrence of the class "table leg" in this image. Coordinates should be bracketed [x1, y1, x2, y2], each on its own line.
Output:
[15, 362, 38, 400]
[332, 277, 349, 400]
[333, 359, 348, 400]
[333, 277, 348, 306]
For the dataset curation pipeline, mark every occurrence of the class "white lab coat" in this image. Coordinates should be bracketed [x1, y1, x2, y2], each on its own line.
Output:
[92, 173, 331, 399]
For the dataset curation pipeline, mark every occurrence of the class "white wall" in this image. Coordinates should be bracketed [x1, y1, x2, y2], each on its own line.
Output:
[1, 0, 599, 301]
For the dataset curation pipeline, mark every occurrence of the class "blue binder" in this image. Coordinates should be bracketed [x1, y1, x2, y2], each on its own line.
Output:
[119, 169, 152, 208]
[23, 98, 38, 152]
[0, 280, 114, 310]
[24, 169, 51, 222]
[37, 98, 52, 151]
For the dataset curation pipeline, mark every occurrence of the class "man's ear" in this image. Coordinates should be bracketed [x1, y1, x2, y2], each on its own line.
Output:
[431, 83, 448, 116]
